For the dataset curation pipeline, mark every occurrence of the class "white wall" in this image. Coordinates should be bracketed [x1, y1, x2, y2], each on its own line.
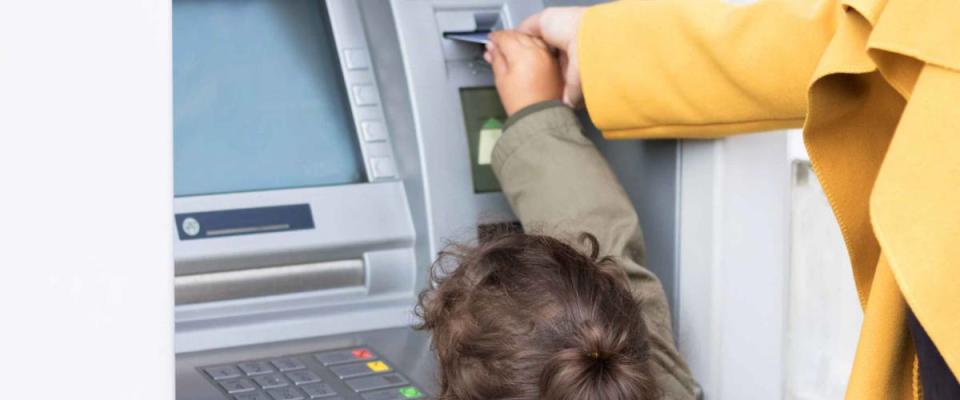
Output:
[676, 131, 863, 400]
[783, 162, 862, 400]
[0, 1, 173, 399]
[676, 132, 792, 399]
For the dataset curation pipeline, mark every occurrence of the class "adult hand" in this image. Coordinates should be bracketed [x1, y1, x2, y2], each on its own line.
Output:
[484, 31, 563, 116]
[517, 7, 586, 107]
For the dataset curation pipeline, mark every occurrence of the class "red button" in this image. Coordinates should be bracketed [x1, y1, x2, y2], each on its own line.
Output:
[352, 348, 373, 359]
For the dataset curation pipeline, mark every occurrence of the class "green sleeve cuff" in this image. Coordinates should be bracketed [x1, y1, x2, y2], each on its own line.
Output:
[502, 100, 568, 131]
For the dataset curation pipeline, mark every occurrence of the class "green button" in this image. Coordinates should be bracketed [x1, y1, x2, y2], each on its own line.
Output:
[398, 386, 423, 398]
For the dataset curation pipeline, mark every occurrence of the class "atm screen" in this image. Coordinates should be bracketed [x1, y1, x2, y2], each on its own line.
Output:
[173, 0, 364, 197]
[459, 87, 508, 193]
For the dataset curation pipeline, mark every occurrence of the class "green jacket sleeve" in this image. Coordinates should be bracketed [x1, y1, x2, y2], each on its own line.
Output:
[491, 101, 698, 399]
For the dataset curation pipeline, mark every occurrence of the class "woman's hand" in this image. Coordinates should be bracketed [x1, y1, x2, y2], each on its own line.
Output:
[517, 7, 586, 107]
[484, 31, 563, 116]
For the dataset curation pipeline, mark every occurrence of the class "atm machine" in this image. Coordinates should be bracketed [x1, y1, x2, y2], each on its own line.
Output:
[173, 1, 680, 399]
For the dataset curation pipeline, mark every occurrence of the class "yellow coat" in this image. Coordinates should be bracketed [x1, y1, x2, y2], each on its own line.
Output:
[578, 0, 960, 398]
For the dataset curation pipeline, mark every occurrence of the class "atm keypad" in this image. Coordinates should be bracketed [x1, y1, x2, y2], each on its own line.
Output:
[199, 347, 426, 400]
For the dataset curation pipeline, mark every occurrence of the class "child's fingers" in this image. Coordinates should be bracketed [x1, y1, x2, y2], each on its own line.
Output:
[487, 44, 508, 77]
[488, 31, 526, 65]
[483, 42, 495, 64]
[530, 37, 549, 50]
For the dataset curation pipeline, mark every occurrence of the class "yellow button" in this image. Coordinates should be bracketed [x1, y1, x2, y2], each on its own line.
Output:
[367, 361, 390, 372]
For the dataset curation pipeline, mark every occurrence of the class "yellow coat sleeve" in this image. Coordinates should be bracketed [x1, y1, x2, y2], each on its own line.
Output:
[578, 0, 843, 139]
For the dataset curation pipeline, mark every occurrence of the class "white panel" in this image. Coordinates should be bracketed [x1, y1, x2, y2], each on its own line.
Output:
[0, 1, 174, 399]
[784, 162, 862, 400]
[678, 132, 792, 400]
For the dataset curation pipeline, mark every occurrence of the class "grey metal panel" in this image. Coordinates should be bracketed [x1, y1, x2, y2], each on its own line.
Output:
[174, 181, 415, 276]
[390, 0, 544, 256]
[175, 259, 365, 305]
[176, 248, 418, 353]
[356, 0, 435, 291]
[174, 0, 415, 278]
[326, 0, 400, 183]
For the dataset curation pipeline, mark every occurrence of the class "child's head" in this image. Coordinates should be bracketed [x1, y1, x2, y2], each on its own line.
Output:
[416, 233, 660, 400]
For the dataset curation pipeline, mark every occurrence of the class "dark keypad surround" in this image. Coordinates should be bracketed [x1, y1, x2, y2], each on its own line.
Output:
[199, 346, 426, 400]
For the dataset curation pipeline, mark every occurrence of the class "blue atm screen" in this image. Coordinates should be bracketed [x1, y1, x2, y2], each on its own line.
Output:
[173, 0, 364, 197]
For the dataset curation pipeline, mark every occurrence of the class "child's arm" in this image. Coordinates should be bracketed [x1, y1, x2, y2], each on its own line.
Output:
[487, 31, 697, 398]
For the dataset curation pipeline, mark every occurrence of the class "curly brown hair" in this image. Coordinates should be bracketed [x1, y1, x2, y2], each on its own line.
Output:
[416, 232, 661, 400]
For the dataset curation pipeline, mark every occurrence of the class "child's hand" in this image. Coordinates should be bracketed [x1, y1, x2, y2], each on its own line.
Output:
[517, 7, 585, 107]
[484, 31, 563, 116]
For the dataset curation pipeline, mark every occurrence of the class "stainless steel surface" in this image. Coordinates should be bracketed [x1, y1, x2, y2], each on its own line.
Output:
[175, 260, 365, 305]
[177, 327, 436, 400]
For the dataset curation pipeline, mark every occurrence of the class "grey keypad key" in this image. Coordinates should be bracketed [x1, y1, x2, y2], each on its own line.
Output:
[253, 374, 289, 389]
[239, 361, 276, 376]
[267, 386, 306, 400]
[329, 363, 380, 379]
[301, 383, 338, 398]
[315, 348, 377, 366]
[345, 373, 409, 392]
[360, 389, 403, 400]
[272, 357, 306, 372]
[220, 378, 257, 394]
[286, 370, 322, 385]
[234, 392, 272, 400]
[360, 386, 425, 400]
[205, 365, 244, 380]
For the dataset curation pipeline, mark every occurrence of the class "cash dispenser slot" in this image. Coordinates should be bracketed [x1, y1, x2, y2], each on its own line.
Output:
[175, 259, 365, 305]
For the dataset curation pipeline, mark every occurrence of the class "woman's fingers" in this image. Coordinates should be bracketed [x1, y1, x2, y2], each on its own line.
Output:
[516, 11, 542, 37]
[561, 43, 583, 107]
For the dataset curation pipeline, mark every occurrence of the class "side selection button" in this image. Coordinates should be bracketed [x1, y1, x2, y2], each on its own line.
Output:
[361, 121, 387, 142]
[370, 157, 397, 180]
[344, 49, 371, 70]
[351, 85, 380, 106]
